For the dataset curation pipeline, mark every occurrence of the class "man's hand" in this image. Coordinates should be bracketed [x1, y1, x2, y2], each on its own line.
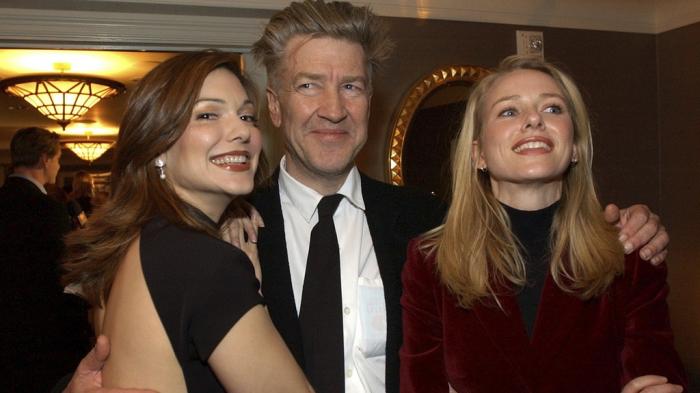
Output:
[605, 204, 669, 265]
[621, 375, 683, 393]
[221, 199, 265, 247]
[63, 335, 156, 393]
[221, 199, 264, 284]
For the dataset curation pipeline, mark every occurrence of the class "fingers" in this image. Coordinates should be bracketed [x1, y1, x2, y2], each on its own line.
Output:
[650, 249, 669, 266]
[63, 337, 108, 392]
[621, 375, 683, 393]
[221, 219, 242, 248]
[77, 335, 110, 375]
[605, 204, 670, 264]
[241, 216, 258, 244]
[613, 204, 652, 254]
[640, 385, 684, 393]
[623, 210, 668, 262]
[221, 202, 264, 246]
[65, 335, 160, 393]
[622, 375, 668, 393]
[94, 335, 111, 364]
[638, 224, 669, 264]
[604, 203, 621, 227]
[249, 205, 265, 228]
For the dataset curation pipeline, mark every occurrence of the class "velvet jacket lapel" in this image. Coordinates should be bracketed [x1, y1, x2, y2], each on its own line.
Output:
[469, 271, 587, 387]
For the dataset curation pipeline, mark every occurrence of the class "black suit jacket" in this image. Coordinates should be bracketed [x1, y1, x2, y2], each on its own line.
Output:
[252, 171, 444, 393]
[0, 176, 70, 308]
[0, 176, 91, 391]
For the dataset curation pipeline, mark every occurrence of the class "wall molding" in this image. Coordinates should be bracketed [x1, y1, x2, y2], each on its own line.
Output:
[0, 1, 697, 51]
[0, 8, 267, 50]
[89, 0, 698, 33]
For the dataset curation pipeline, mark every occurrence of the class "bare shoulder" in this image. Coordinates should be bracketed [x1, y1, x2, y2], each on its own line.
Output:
[101, 236, 187, 393]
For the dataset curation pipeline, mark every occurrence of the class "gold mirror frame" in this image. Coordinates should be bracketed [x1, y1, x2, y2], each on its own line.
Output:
[386, 65, 491, 185]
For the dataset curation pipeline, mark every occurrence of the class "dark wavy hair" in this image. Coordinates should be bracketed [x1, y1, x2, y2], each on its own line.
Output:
[63, 51, 266, 306]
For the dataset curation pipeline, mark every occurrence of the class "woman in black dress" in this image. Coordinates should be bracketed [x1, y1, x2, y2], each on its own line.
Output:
[63, 51, 312, 393]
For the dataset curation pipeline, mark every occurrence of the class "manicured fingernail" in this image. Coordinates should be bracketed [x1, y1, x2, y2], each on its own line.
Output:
[619, 234, 628, 243]
[639, 249, 650, 260]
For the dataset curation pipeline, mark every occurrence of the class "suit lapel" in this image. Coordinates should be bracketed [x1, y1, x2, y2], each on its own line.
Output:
[252, 174, 305, 368]
[361, 174, 402, 306]
[360, 174, 404, 393]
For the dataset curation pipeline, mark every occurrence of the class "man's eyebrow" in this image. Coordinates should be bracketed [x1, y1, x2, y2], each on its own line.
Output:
[294, 72, 324, 81]
[294, 73, 366, 84]
[340, 75, 367, 84]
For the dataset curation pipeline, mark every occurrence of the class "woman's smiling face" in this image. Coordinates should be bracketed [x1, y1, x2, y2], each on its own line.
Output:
[475, 69, 576, 206]
[163, 67, 262, 220]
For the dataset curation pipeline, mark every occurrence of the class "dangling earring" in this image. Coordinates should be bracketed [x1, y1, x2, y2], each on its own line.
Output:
[478, 165, 488, 173]
[154, 158, 166, 180]
[571, 157, 578, 166]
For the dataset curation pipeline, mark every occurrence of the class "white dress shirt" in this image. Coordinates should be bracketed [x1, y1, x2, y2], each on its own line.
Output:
[278, 157, 387, 393]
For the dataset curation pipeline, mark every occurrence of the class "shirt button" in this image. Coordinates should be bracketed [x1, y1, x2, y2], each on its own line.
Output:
[346, 368, 353, 378]
[343, 306, 351, 315]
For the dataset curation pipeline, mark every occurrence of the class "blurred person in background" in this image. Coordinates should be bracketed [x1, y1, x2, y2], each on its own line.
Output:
[0, 127, 91, 392]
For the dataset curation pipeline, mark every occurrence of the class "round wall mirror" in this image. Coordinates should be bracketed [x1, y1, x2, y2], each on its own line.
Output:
[386, 65, 490, 200]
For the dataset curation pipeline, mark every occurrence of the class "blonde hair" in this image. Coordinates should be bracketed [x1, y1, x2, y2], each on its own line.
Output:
[251, 0, 393, 90]
[421, 55, 624, 308]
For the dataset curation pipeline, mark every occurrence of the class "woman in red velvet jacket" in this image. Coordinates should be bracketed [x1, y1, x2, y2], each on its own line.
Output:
[399, 55, 687, 393]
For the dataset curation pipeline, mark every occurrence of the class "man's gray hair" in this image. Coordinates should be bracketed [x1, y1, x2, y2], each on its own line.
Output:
[251, 0, 394, 90]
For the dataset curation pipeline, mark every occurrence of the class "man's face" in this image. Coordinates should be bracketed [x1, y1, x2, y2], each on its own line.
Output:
[44, 149, 61, 185]
[267, 35, 371, 192]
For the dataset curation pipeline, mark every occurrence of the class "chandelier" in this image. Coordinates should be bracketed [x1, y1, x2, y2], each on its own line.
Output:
[0, 73, 125, 129]
[63, 135, 114, 163]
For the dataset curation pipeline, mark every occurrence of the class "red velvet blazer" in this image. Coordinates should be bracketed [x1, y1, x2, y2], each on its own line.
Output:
[400, 239, 687, 393]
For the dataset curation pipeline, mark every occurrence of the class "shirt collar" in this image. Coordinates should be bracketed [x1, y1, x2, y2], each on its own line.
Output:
[278, 155, 365, 223]
[9, 173, 47, 194]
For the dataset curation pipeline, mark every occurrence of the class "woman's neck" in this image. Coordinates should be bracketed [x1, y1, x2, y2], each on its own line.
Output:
[491, 180, 562, 211]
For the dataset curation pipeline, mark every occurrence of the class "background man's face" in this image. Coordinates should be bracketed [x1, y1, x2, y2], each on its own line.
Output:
[268, 35, 370, 188]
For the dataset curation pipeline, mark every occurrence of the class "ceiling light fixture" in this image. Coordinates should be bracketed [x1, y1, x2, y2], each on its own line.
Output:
[0, 62, 125, 130]
[63, 134, 114, 163]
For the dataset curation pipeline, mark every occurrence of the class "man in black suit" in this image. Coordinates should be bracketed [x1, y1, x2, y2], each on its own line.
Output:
[62, 2, 669, 393]
[0, 127, 89, 392]
[246, 4, 445, 392]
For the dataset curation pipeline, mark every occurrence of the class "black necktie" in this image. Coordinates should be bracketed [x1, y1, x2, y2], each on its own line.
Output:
[299, 194, 345, 393]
